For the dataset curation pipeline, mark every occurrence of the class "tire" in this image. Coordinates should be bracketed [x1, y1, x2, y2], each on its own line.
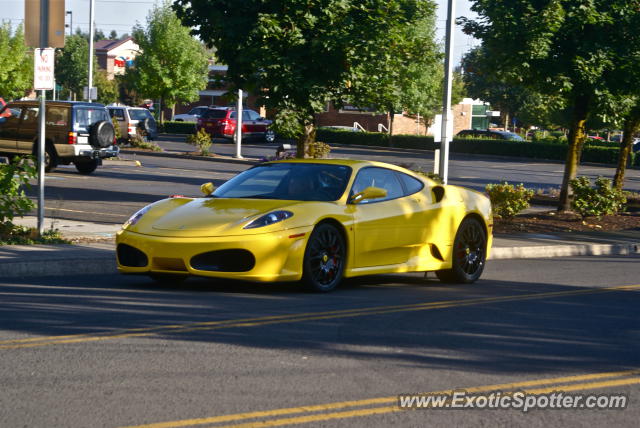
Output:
[74, 159, 99, 175]
[140, 117, 157, 139]
[90, 120, 116, 148]
[436, 217, 487, 284]
[149, 273, 187, 285]
[302, 223, 346, 292]
[33, 142, 58, 172]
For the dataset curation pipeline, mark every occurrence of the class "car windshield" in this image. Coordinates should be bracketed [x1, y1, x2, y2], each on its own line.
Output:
[213, 163, 352, 201]
[74, 107, 110, 133]
[129, 109, 152, 121]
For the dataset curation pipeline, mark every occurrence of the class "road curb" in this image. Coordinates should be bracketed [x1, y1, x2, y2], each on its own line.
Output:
[491, 242, 640, 260]
[1, 242, 637, 279]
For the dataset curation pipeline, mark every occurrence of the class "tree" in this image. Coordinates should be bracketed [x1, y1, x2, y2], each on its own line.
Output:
[131, 2, 209, 122]
[462, 1, 626, 211]
[109, 30, 118, 40]
[174, 0, 440, 157]
[55, 34, 119, 103]
[55, 35, 90, 99]
[0, 23, 33, 100]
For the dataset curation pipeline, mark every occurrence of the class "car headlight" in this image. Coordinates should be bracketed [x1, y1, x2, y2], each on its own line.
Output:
[244, 210, 293, 229]
[123, 205, 152, 229]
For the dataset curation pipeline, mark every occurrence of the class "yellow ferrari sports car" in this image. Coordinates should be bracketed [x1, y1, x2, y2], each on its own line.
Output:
[116, 159, 493, 292]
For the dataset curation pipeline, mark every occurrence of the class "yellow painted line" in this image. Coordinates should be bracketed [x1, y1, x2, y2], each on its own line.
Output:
[2, 284, 639, 350]
[123, 370, 640, 428]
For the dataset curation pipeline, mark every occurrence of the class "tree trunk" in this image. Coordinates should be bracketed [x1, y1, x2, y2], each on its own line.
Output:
[613, 109, 640, 190]
[170, 104, 176, 121]
[296, 123, 316, 158]
[159, 97, 164, 123]
[558, 96, 590, 211]
[503, 112, 509, 132]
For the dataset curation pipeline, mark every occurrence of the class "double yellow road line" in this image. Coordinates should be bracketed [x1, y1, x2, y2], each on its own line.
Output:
[125, 369, 640, 428]
[1, 284, 639, 350]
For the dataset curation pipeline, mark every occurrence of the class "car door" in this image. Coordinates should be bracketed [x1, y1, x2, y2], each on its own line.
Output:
[0, 105, 22, 152]
[16, 106, 40, 154]
[108, 108, 127, 139]
[350, 167, 419, 267]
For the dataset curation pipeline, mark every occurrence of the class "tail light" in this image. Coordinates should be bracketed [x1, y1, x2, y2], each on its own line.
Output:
[67, 132, 77, 144]
[221, 119, 232, 131]
[128, 125, 135, 134]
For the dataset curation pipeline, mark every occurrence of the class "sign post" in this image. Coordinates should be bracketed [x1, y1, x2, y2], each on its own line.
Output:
[235, 89, 243, 159]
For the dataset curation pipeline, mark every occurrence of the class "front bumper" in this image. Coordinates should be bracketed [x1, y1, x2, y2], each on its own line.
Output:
[116, 227, 312, 282]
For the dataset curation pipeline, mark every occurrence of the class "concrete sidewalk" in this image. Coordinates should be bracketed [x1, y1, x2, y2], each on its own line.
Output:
[1, 216, 638, 278]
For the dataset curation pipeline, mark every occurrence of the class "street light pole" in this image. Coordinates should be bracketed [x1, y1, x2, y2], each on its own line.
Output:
[437, 0, 456, 185]
[87, 0, 95, 102]
[37, 0, 49, 236]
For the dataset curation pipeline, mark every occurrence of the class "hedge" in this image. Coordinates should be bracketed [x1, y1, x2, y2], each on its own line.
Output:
[315, 128, 637, 167]
[161, 121, 197, 134]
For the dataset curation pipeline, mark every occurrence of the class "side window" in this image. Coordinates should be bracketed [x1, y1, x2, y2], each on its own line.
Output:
[21, 107, 40, 127]
[350, 167, 404, 203]
[229, 111, 237, 119]
[242, 111, 251, 121]
[46, 106, 68, 127]
[0, 105, 22, 127]
[397, 172, 424, 196]
[247, 110, 261, 120]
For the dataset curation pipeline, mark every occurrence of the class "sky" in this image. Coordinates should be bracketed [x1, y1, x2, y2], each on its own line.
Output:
[4, 0, 479, 64]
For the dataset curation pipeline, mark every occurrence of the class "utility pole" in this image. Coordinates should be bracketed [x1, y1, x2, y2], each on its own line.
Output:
[436, 0, 455, 185]
[87, 0, 95, 102]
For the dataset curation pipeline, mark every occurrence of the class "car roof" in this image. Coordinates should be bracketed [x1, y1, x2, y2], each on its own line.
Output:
[10, 100, 106, 107]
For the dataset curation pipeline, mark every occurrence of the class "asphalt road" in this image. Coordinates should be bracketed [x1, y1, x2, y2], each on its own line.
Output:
[1, 256, 639, 427]
[24, 137, 640, 225]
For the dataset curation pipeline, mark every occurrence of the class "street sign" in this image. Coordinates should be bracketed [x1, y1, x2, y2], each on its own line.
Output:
[34, 48, 55, 90]
[83, 86, 98, 100]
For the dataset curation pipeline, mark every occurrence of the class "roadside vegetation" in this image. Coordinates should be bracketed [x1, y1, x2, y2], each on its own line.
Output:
[0, 157, 69, 245]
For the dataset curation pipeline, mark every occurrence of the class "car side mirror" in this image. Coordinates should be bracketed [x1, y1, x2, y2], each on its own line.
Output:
[350, 186, 387, 204]
[200, 182, 215, 196]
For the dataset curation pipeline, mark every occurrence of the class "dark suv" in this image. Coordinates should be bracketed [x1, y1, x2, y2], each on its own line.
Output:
[0, 100, 117, 174]
[196, 107, 275, 143]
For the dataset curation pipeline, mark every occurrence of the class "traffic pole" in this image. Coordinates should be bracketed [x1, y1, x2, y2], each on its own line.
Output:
[437, 0, 456, 185]
[37, 0, 48, 236]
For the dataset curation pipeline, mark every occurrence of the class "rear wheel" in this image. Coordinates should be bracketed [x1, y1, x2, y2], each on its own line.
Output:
[74, 159, 99, 175]
[33, 143, 58, 172]
[264, 129, 275, 143]
[302, 223, 346, 292]
[436, 217, 487, 284]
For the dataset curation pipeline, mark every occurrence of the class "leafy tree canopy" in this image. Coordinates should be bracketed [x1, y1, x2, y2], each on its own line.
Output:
[174, 0, 440, 150]
[0, 23, 33, 100]
[132, 1, 209, 121]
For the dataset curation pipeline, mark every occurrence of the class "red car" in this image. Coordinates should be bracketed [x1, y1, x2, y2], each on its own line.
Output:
[196, 107, 275, 143]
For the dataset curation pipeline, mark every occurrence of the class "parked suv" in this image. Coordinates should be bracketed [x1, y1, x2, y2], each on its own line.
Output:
[0, 100, 118, 174]
[107, 105, 158, 142]
[196, 107, 275, 142]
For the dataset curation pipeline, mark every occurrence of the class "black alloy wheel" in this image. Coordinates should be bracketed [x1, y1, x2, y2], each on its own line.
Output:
[436, 217, 487, 283]
[33, 142, 58, 172]
[302, 223, 346, 292]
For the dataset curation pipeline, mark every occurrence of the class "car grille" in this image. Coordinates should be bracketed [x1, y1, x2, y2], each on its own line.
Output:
[117, 244, 148, 267]
[190, 249, 255, 272]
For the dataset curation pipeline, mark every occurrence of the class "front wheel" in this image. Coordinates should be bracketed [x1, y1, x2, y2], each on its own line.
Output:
[436, 217, 487, 284]
[302, 223, 346, 292]
[264, 129, 276, 143]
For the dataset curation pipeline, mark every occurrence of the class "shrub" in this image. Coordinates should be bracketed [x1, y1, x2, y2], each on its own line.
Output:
[485, 182, 534, 219]
[306, 141, 331, 158]
[111, 116, 122, 141]
[0, 156, 36, 227]
[186, 128, 213, 155]
[570, 176, 626, 218]
[129, 133, 162, 151]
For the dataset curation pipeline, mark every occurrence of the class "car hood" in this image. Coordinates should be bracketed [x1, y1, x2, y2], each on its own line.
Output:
[128, 197, 307, 237]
